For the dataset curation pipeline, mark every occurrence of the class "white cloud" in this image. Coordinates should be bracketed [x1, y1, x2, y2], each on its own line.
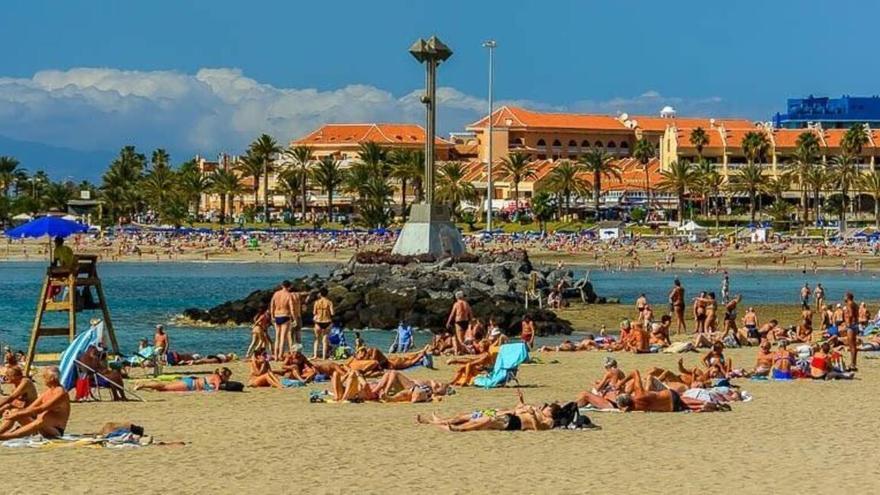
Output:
[0, 69, 737, 162]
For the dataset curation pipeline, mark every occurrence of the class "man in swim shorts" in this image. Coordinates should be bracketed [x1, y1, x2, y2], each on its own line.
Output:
[0, 366, 70, 440]
[446, 291, 473, 354]
[270, 280, 296, 360]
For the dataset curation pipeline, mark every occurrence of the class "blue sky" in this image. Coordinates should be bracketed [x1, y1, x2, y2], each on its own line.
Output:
[1, 0, 878, 177]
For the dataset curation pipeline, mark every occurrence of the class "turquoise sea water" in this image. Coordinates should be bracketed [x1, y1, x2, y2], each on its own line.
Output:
[2, 262, 880, 355]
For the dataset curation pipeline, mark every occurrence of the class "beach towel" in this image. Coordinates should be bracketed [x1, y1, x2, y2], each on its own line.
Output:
[282, 378, 305, 388]
[473, 343, 529, 388]
[2, 433, 153, 449]
[663, 342, 694, 354]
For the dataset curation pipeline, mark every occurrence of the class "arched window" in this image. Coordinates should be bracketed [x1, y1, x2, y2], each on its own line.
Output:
[568, 140, 577, 148]
[552, 139, 562, 147]
[581, 140, 590, 148]
[594, 141, 604, 147]
[536, 139, 546, 147]
[619, 141, 629, 149]
[607, 141, 617, 148]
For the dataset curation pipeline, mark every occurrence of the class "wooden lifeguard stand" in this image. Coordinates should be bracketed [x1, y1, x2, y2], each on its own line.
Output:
[24, 254, 119, 375]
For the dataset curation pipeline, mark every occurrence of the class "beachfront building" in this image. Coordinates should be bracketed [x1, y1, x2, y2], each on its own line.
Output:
[290, 123, 454, 161]
[773, 95, 880, 129]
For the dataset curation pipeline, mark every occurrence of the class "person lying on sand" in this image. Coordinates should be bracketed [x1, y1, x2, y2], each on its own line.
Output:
[135, 368, 231, 392]
[0, 366, 70, 440]
[579, 370, 720, 413]
[417, 390, 556, 431]
[537, 336, 599, 353]
[279, 350, 317, 382]
[327, 369, 450, 403]
[345, 346, 429, 373]
[0, 366, 37, 414]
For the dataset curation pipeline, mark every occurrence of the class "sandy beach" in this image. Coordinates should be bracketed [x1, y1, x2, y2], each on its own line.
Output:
[2, 346, 877, 495]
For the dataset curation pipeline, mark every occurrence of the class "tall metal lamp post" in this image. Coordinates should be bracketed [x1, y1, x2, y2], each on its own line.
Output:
[483, 40, 496, 232]
[391, 35, 466, 257]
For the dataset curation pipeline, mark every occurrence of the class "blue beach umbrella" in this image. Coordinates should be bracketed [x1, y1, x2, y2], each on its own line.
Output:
[5, 216, 89, 239]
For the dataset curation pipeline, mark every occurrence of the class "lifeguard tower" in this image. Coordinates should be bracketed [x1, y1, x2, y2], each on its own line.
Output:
[24, 254, 119, 375]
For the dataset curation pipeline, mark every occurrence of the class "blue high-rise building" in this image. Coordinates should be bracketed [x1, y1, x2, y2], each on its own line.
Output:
[773, 95, 880, 129]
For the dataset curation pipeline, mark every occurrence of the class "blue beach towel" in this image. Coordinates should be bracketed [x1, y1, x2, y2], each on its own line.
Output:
[473, 343, 530, 389]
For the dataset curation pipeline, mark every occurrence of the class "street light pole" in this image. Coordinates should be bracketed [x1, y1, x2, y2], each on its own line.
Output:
[483, 40, 496, 232]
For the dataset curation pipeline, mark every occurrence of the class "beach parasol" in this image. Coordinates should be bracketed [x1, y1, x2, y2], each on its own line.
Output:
[4, 216, 90, 260]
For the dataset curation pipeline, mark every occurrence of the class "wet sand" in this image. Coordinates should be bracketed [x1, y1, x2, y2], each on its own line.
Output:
[2, 347, 878, 494]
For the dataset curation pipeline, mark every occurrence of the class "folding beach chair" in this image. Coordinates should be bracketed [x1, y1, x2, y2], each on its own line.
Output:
[473, 342, 530, 388]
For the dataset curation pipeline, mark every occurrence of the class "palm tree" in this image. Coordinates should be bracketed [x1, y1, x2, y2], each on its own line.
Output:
[763, 200, 794, 226]
[742, 131, 771, 168]
[284, 145, 314, 219]
[789, 132, 820, 225]
[859, 171, 880, 228]
[804, 165, 833, 228]
[693, 160, 716, 216]
[311, 156, 346, 223]
[577, 148, 620, 217]
[657, 160, 695, 221]
[236, 152, 264, 208]
[249, 134, 281, 221]
[276, 168, 302, 218]
[150, 149, 171, 172]
[546, 159, 589, 218]
[831, 152, 860, 233]
[694, 162, 725, 228]
[689, 127, 709, 160]
[101, 146, 146, 220]
[499, 152, 537, 211]
[0, 156, 21, 198]
[210, 168, 243, 224]
[42, 181, 74, 211]
[842, 124, 870, 219]
[389, 149, 424, 218]
[632, 138, 655, 213]
[730, 162, 765, 223]
[142, 163, 177, 216]
[436, 161, 477, 220]
[178, 169, 213, 216]
[357, 142, 389, 172]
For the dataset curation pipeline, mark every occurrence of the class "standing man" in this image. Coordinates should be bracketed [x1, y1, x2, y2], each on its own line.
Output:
[287, 286, 303, 350]
[843, 292, 859, 371]
[270, 280, 296, 360]
[311, 287, 335, 360]
[668, 279, 686, 334]
[800, 283, 811, 308]
[635, 293, 648, 321]
[446, 291, 473, 351]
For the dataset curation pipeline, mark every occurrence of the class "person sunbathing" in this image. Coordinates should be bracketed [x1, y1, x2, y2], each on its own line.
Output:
[135, 368, 231, 392]
[177, 353, 238, 366]
[328, 369, 381, 402]
[752, 341, 774, 377]
[629, 322, 650, 353]
[538, 336, 597, 352]
[347, 346, 428, 372]
[810, 342, 854, 380]
[771, 340, 796, 380]
[859, 334, 880, 351]
[0, 366, 37, 414]
[418, 390, 556, 431]
[649, 316, 672, 348]
[449, 344, 497, 386]
[0, 366, 70, 440]
[701, 342, 732, 378]
[373, 370, 451, 403]
[280, 350, 317, 382]
[248, 353, 283, 388]
[612, 370, 719, 413]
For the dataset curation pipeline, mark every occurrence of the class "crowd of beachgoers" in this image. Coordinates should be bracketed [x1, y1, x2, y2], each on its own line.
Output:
[6, 227, 880, 272]
[2, 261, 876, 439]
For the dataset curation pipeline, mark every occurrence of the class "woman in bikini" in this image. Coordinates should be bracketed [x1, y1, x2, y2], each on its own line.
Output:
[771, 340, 796, 380]
[246, 306, 272, 358]
[701, 342, 731, 378]
[135, 368, 231, 392]
[311, 287, 335, 360]
[810, 342, 855, 380]
[418, 390, 557, 431]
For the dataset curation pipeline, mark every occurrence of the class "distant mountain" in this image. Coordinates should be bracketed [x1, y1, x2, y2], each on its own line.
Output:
[0, 135, 115, 181]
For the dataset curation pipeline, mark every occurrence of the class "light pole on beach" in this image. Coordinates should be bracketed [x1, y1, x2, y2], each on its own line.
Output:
[483, 40, 496, 232]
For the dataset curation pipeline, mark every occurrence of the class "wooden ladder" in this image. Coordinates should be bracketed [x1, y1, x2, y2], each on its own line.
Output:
[24, 255, 119, 375]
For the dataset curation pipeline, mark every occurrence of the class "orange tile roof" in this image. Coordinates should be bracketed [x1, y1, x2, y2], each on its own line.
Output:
[822, 129, 846, 148]
[630, 116, 752, 133]
[677, 128, 724, 149]
[468, 106, 627, 131]
[293, 123, 451, 147]
[772, 129, 817, 149]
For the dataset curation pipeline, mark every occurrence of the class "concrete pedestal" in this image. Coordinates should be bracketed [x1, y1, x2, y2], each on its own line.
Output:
[391, 203, 466, 257]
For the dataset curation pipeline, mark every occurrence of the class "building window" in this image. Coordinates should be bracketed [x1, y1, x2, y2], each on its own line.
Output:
[581, 140, 590, 148]
[537, 139, 546, 147]
[620, 141, 629, 149]
[607, 141, 617, 148]
[594, 141, 604, 148]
